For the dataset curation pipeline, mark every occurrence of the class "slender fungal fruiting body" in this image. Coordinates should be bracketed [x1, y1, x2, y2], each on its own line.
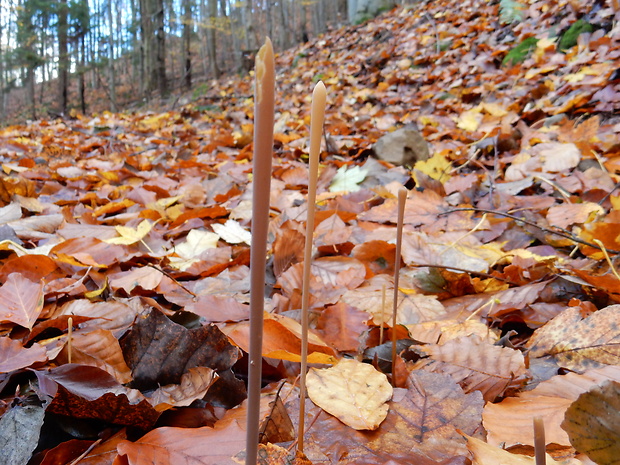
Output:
[246, 37, 275, 465]
[392, 187, 407, 387]
[298, 81, 327, 454]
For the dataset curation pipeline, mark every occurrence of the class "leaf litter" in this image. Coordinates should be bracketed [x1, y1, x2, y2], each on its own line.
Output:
[1, 0, 620, 463]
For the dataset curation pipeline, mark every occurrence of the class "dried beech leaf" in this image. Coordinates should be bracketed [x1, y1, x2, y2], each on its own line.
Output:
[306, 359, 392, 430]
[483, 365, 620, 447]
[120, 309, 240, 390]
[0, 338, 47, 373]
[0, 273, 44, 329]
[369, 370, 484, 460]
[465, 434, 578, 465]
[116, 419, 246, 465]
[413, 336, 527, 401]
[527, 304, 620, 372]
[562, 380, 620, 465]
[57, 328, 132, 384]
[146, 367, 217, 408]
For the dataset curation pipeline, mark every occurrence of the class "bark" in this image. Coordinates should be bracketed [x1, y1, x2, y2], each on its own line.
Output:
[58, 0, 69, 114]
[182, 0, 192, 89]
[207, 0, 220, 78]
[107, 0, 118, 110]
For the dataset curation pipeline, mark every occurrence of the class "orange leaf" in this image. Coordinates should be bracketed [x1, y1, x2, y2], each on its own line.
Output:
[0, 273, 44, 329]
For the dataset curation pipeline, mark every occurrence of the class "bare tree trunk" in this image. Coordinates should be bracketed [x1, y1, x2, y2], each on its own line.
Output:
[58, 0, 69, 114]
[140, 0, 153, 97]
[107, 0, 118, 110]
[206, 0, 220, 78]
[181, 0, 192, 90]
[154, 0, 167, 95]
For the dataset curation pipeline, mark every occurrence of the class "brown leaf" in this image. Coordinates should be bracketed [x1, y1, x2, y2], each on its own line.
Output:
[562, 380, 620, 465]
[483, 365, 620, 447]
[317, 302, 370, 352]
[526, 304, 620, 372]
[56, 328, 132, 384]
[145, 367, 217, 408]
[41, 365, 159, 430]
[412, 336, 527, 402]
[0, 273, 44, 329]
[51, 237, 129, 268]
[0, 254, 63, 283]
[369, 370, 484, 461]
[465, 434, 579, 465]
[116, 418, 246, 465]
[0, 338, 47, 373]
[120, 308, 240, 390]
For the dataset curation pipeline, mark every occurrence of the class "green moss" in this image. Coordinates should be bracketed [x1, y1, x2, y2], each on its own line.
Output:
[559, 19, 594, 52]
[502, 36, 539, 67]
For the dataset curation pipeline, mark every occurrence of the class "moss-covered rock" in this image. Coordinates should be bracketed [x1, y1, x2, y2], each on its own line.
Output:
[502, 36, 539, 67]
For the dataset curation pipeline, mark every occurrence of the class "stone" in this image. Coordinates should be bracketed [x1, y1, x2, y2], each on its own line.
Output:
[372, 127, 430, 166]
[348, 0, 396, 24]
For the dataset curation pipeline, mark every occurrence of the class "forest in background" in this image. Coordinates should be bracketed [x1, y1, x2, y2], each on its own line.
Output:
[0, 0, 408, 124]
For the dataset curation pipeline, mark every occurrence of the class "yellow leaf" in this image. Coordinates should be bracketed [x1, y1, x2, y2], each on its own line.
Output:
[414, 153, 452, 183]
[456, 108, 482, 132]
[105, 220, 153, 245]
[306, 359, 392, 430]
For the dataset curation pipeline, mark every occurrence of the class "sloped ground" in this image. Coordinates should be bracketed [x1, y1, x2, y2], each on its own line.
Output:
[1, 0, 620, 464]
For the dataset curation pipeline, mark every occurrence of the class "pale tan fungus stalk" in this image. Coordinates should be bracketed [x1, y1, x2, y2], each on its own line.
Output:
[391, 187, 407, 387]
[297, 80, 327, 454]
[533, 416, 546, 465]
[380, 284, 386, 345]
[67, 316, 73, 364]
[246, 37, 275, 465]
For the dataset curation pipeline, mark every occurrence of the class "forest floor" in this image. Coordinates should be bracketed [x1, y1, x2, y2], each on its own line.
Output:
[1, 0, 620, 464]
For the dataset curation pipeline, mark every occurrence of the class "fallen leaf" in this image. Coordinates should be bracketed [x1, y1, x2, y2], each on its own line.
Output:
[526, 304, 620, 372]
[120, 308, 240, 390]
[483, 365, 620, 447]
[105, 219, 153, 245]
[562, 380, 620, 465]
[0, 273, 44, 329]
[306, 359, 392, 430]
[412, 335, 527, 401]
[0, 338, 47, 373]
[369, 370, 484, 461]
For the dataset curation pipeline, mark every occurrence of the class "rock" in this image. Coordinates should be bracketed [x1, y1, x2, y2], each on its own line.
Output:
[372, 128, 430, 166]
[348, 0, 395, 24]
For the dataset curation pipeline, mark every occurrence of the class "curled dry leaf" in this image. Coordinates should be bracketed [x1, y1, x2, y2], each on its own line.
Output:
[562, 380, 620, 465]
[306, 359, 392, 430]
[465, 434, 581, 465]
[145, 367, 217, 408]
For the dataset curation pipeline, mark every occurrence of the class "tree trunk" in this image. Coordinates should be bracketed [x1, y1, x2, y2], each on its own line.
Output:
[107, 0, 118, 110]
[58, 0, 69, 114]
[206, 0, 220, 79]
[182, 0, 192, 90]
[154, 0, 167, 95]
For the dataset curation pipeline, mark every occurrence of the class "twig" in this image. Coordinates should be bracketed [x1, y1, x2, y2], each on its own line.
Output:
[440, 207, 620, 254]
